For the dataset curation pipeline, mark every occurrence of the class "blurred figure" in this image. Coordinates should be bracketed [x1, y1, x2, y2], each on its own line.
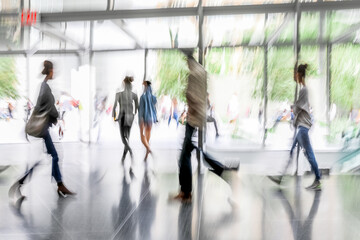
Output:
[206, 92, 219, 138]
[93, 95, 108, 142]
[9, 60, 75, 201]
[172, 50, 239, 203]
[8, 102, 14, 119]
[138, 79, 157, 162]
[227, 92, 239, 124]
[25, 98, 33, 122]
[227, 92, 239, 136]
[168, 97, 179, 128]
[269, 63, 321, 191]
[112, 76, 138, 167]
[179, 107, 187, 125]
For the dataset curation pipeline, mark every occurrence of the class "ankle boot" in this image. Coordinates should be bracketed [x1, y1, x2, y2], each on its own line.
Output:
[57, 183, 76, 198]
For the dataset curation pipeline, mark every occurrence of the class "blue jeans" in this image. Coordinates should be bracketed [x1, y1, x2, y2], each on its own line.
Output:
[291, 126, 321, 180]
[168, 112, 179, 127]
[43, 130, 62, 182]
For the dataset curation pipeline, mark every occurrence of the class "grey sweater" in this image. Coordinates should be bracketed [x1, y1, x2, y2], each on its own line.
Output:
[294, 86, 312, 129]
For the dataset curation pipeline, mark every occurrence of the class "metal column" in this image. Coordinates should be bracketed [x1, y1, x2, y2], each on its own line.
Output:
[326, 44, 332, 134]
[89, 21, 94, 144]
[262, 46, 268, 147]
[197, 0, 205, 172]
[294, 0, 301, 175]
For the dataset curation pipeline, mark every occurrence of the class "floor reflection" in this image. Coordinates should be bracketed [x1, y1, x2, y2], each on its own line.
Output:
[272, 179, 322, 240]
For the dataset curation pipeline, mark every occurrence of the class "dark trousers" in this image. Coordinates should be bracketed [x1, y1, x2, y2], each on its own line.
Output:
[119, 116, 133, 161]
[19, 130, 62, 184]
[179, 123, 225, 195]
[43, 131, 62, 182]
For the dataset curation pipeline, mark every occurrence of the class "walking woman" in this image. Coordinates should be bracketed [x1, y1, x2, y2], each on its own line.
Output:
[138, 80, 157, 161]
[112, 76, 138, 165]
[269, 63, 321, 190]
[9, 60, 75, 201]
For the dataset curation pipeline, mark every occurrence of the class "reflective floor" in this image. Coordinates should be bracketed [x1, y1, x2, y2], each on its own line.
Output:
[0, 143, 360, 240]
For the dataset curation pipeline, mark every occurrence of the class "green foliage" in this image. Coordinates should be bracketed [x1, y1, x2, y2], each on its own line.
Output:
[155, 50, 189, 102]
[331, 44, 360, 112]
[267, 47, 295, 102]
[300, 12, 319, 42]
[0, 58, 18, 99]
[299, 46, 319, 78]
[326, 11, 360, 41]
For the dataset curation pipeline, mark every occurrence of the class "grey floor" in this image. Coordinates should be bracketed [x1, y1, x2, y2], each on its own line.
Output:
[0, 143, 360, 240]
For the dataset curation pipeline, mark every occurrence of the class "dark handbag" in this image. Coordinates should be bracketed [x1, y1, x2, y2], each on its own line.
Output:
[25, 111, 49, 137]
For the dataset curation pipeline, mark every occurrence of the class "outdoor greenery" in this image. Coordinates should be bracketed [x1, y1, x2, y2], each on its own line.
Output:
[0, 58, 18, 99]
[155, 50, 189, 102]
[331, 44, 360, 114]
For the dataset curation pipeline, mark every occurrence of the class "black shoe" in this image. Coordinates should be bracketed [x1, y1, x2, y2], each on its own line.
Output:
[268, 176, 283, 185]
[306, 180, 321, 191]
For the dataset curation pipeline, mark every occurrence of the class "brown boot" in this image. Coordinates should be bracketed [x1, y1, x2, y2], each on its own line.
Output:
[57, 182, 76, 198]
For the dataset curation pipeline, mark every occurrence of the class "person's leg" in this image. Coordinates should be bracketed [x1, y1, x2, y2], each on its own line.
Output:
[297, 127, 321, 181]
[178, 123, 195, 197]
[43, 131, 62, 183]
[174, 112, 179, 127]
[208, 116, 219, 136]
[119, 118, 129, 161]
[145, 124, 152, 144]
[140, 122, 151, 152]
[124, 126, 133, 159]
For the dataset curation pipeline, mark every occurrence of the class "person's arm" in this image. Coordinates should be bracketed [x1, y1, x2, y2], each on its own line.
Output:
[133, 93, 139, 115]
[112, 93, 118, 121]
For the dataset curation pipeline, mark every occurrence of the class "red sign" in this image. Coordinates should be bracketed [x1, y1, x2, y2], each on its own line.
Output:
[21, 10, 37, 26]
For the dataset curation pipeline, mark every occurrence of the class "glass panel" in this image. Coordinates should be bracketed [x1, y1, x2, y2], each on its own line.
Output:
[265, 47, 295, 149]
[326, 10, 360, 42]
[30, 0, 107, 13]
[203, 0, 293, 6]
[300, 12, 319, 42]
[0, 16, 21, 50]
[204, 15, 266, 47]
[205, 47, 264, 146]
[265, 13, 293, 44]
[0, 0, 20, 12]
[93, 20, 136, 50]
[330, 45, 360, 148]
[114, 0, 198, 10]
[123, 17, 198, 48]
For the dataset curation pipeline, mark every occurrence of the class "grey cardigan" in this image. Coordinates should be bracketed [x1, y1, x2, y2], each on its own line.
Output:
[112, 90, 139, 127]
[294, 86, 312, 129]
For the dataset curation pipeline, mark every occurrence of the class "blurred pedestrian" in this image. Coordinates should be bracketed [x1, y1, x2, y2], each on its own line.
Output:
[172, 50, 239, 203]
[269, 63, 321, 191]
[113, 76, 138, 168]
[9, 60, 76, 201]
[138, 79, 157, 162]
[168, 97, 179, 127]
[206, 92, 219, 138]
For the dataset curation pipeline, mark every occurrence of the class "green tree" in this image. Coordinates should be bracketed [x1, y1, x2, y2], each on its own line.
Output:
[0, 57, 18, 99]
[331, 44, 360, 114]
[155, 50, 189, 102]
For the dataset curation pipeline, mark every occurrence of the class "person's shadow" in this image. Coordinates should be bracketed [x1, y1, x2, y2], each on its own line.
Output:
[111, 171, 137, 239]
[178, 201, 193, 240]
[273, 181, 322, 240]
